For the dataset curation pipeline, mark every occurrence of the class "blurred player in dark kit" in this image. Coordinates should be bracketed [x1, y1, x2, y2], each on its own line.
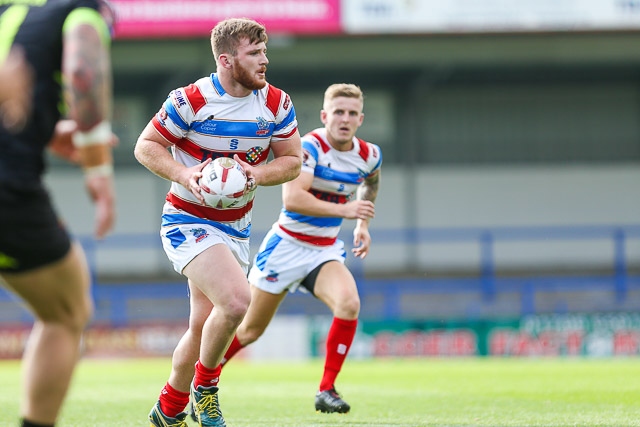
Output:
[0, 1, 117, 426]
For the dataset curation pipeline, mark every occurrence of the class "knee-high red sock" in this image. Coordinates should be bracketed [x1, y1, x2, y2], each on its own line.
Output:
[220, 335, 244, 368]
[194, 359, 221, 389]
[158, 382, 190, 418]
[319, 317, 358, 391]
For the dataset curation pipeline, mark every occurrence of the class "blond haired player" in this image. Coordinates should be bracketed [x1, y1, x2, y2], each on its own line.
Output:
[220, 83, 382, 414]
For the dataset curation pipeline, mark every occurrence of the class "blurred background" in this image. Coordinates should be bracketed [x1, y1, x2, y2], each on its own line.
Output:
[2, 0, 640, 359]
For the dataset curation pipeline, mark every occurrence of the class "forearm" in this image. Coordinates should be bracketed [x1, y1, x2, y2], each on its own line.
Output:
[62, 12, 113, 171]
[285, 192, 345, 217]
[358, 172, 380, 204]
[255, 154, 301, 187]
[134, 138, 184, 183]
[63, 20, 111, 132]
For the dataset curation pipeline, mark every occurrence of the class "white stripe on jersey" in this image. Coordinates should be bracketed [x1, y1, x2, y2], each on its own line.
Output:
[152, 73, 298, 232]
[277, 128, 382, 246]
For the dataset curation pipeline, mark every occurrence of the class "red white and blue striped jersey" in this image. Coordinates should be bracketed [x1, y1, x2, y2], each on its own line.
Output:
[277, 128, 382, 246]
[152, 73, 298, 238]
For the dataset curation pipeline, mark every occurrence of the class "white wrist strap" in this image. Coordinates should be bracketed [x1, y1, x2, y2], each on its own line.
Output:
[72, 121, 112, 147]
[84, 163, 114, 178]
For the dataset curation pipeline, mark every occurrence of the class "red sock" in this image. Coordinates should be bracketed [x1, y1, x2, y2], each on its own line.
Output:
[220, 335, 244, 367]
[194, 359, 221, 389]
[158, 382, 189, 418]
[319, 317, 358, 391]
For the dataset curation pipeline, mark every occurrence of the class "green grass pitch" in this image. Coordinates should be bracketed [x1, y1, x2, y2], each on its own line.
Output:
[1, 357, 639, 426]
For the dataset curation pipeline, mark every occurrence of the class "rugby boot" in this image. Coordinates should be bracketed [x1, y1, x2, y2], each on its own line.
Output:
[148, 400, 188, 427]
[190, 383, 227, 426]
[315, 386, 351, 414]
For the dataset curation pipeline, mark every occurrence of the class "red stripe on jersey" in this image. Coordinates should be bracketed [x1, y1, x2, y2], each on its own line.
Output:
[167, 192, 253, 222]
[152, 116, 182, 144]
[265, 84, 282, 116]
[173, 140, 272, 165]
[357, 138, 370, 162]
[278, 224, 337, 246]
[309, 131, 331, 153]
[276, 127, 298, 140]
[184, 84, 207, 114]
[174, 138, 207, 161]
[310, 189, 348, 204]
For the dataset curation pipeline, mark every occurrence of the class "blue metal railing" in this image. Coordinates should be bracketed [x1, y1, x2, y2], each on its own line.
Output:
[1, 224, 639, 324]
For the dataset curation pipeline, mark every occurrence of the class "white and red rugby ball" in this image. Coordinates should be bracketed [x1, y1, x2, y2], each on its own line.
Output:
[199, 157, 247, 209]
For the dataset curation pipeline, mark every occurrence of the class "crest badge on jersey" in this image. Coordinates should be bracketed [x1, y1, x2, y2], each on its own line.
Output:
[255, 116, 270, 136]
[191, 228, 209, 243]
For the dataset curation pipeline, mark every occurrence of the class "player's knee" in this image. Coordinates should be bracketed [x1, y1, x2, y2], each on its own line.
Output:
[239, 325, 265, 344]
[44, 294, 92, 334]
[225, 294, 251, 326]
[336, 295, 360, 319]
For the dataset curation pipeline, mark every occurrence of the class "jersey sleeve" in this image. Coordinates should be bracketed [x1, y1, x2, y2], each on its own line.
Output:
[366, 143, 383, 177]
[151, 83, 205, 144]
[300, 136, 320, 175]
[269, 87, 298, 141]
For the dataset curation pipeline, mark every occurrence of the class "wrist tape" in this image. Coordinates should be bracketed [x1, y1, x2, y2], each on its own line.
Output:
[72, 121, 112, 147]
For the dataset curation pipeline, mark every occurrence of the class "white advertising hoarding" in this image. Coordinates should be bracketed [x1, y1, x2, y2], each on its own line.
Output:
[343, 0, 640, 34]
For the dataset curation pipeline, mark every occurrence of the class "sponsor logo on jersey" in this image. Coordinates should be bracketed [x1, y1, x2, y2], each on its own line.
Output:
[157, 106, 167, 125]
[199, 120, 217, 132]
[283, 95, 291, 111]
[175, 90, 187, 107]
[246, 146, 264, 164]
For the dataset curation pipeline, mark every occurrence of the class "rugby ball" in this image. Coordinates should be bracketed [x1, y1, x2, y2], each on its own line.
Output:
[199, 157, 247, 208]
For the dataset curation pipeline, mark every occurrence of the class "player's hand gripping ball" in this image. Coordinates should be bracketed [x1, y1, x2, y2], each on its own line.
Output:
[199, 157, 248, 208]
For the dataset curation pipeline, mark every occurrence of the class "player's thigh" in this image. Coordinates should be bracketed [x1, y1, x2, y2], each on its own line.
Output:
[1, 242, 91, 326]
[241, 285, 287, 334]
[313, 261, 359, 313]
[184, 243, 251, 309]
[187, 279, 214, 332]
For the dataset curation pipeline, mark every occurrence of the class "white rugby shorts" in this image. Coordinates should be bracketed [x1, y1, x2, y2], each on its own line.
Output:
[247, 225, 346, 295]
[161, 221, 250, 275]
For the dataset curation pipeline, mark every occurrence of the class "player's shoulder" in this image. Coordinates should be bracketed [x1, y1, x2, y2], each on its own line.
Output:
[258, 83, 293, 117]
[301, 128, 328, 148]
[357, 137, 382, 155]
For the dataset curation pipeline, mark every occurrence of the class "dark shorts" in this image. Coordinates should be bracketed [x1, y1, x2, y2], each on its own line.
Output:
[0, 183, 71, 273]
[300, 260, 331, 297]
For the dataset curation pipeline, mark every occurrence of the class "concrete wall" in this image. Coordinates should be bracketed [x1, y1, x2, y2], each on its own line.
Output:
[44, 163, 640, 278]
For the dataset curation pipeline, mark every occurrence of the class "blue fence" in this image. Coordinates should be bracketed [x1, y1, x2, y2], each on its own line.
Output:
[1, 224, 639, 325]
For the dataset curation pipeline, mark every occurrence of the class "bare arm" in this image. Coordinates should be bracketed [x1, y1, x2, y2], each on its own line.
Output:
[283, 170, 377, 220]
[62, 10, 115, 238]
[0, 47, 33, 132]
[235, 130, 302, 188]
[133, 122, 211, 204]
[352, 169, 381, 258]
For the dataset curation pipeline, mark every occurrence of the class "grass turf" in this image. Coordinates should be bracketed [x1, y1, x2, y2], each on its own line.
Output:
[0, 357, 639, 426]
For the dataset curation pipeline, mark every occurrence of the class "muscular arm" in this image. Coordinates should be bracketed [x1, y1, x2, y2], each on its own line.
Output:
[355, 169, 381, 225]
[352, 169, 381, 258]
[236, 130, 302, 187]
[134, 122, 211, 204]
[0, 48, 33, 132]
[62, 9, 113, 169]
[283, 169, 377, 221]
[61, 8, 116, 238]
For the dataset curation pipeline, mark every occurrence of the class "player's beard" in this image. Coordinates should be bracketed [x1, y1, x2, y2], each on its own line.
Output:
[232, 61, 267, 91]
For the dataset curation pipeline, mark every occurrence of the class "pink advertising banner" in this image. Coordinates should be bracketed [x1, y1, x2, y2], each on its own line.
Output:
[110, 0, 342, 39]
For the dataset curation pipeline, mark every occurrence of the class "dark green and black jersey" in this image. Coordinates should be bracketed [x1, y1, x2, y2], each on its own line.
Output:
[0, 0, 105, 184]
